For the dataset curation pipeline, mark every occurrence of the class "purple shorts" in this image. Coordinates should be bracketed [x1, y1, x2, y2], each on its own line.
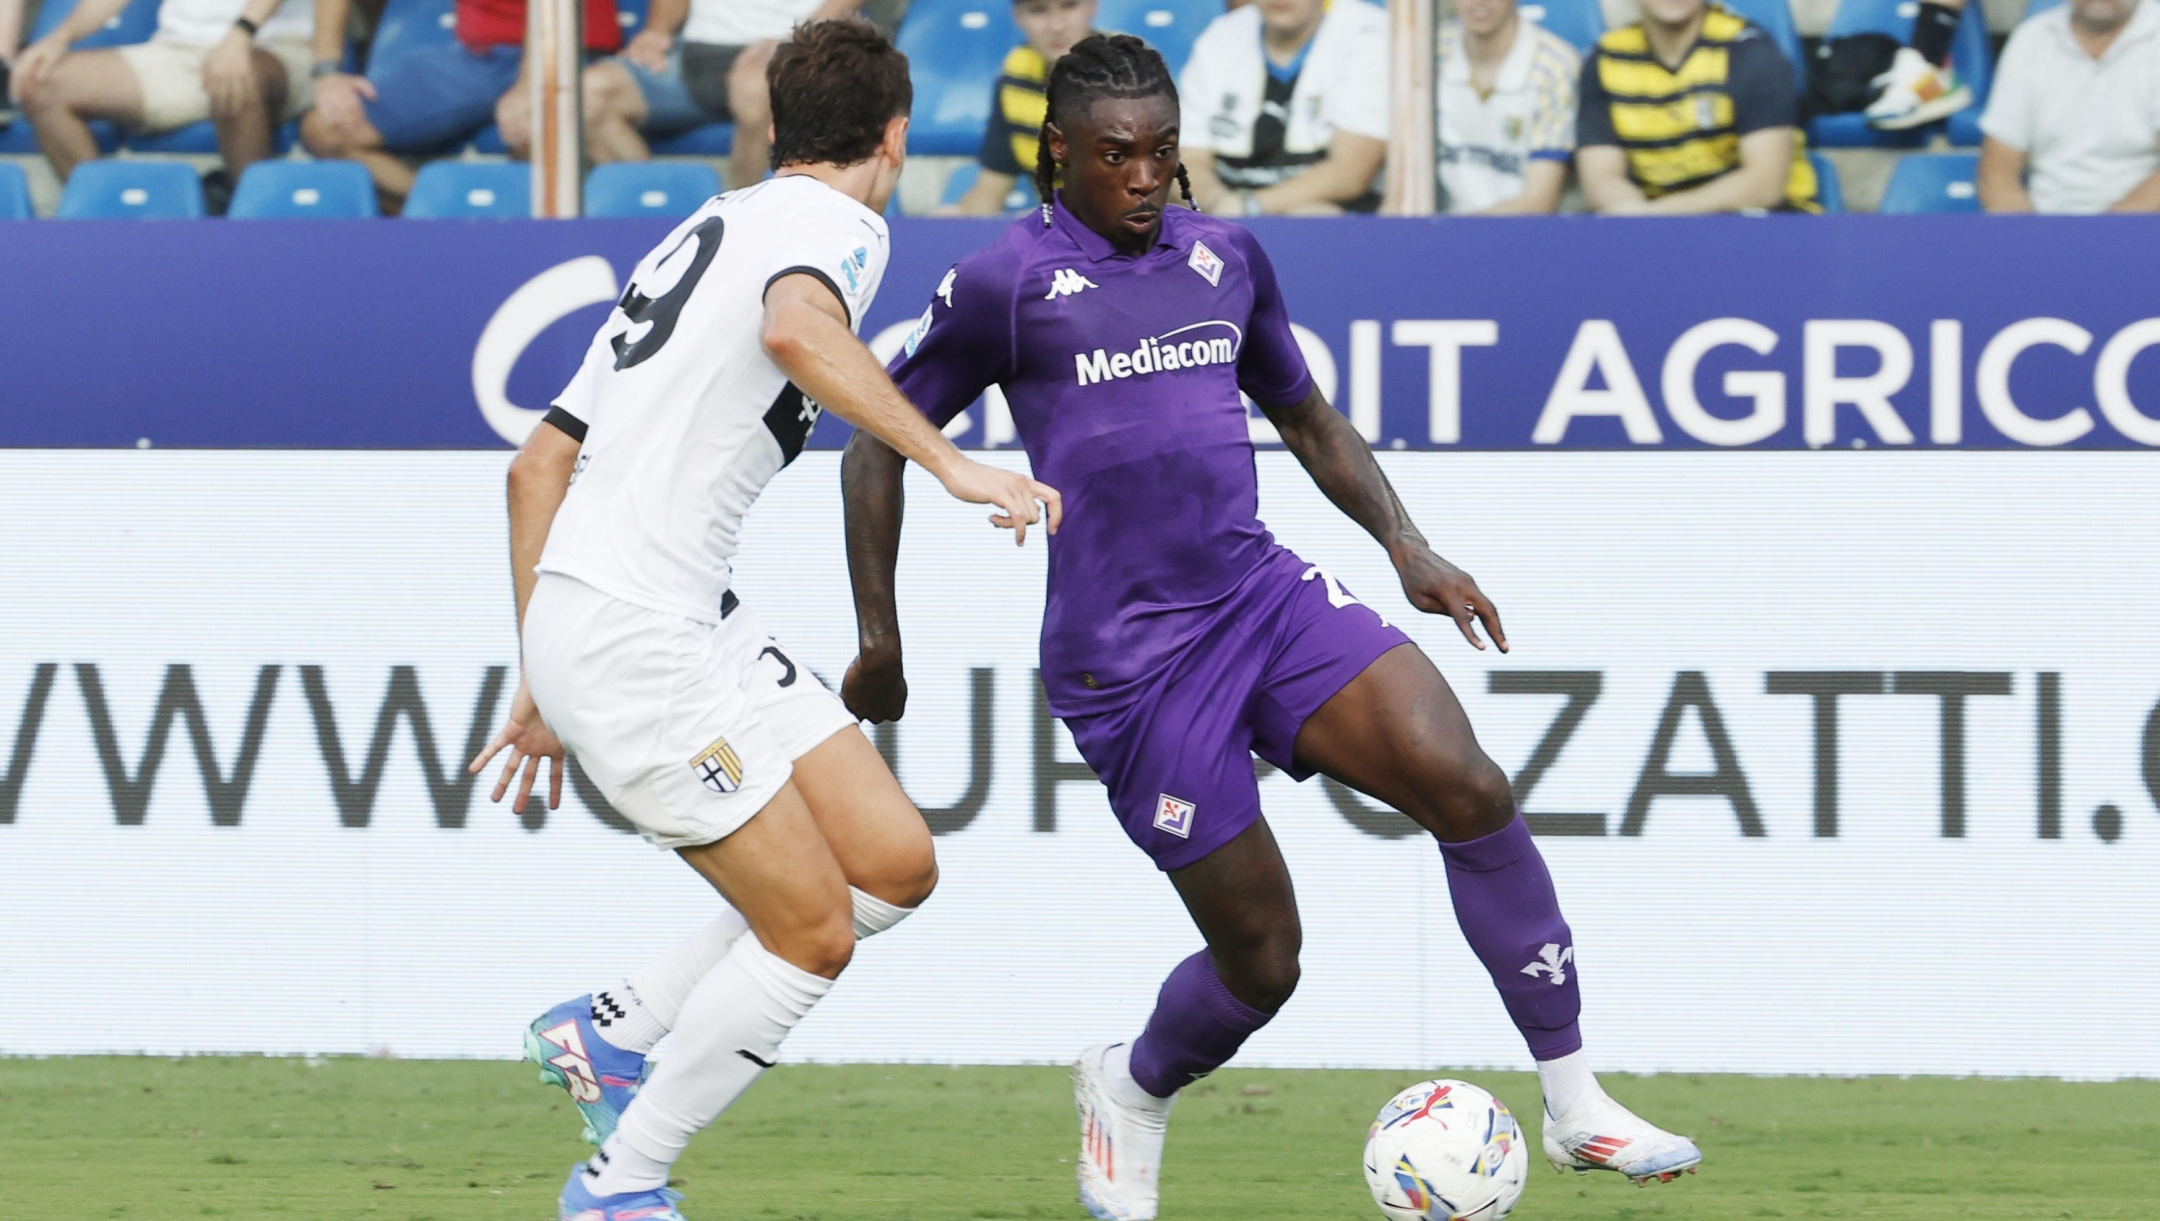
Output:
[1060, 549, 1412, 871]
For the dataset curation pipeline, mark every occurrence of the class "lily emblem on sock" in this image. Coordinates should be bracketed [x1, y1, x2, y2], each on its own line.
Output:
[1520, 943, 1573, 986]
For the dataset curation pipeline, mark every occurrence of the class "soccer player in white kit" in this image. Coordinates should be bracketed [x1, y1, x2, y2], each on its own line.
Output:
[466, 22, 1060, 1221]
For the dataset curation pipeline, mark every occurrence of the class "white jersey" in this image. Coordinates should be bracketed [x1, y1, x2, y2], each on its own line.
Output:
[536, 174, 890, 623]
[157, 0, 311, 46]
[683, 0, 822, 47]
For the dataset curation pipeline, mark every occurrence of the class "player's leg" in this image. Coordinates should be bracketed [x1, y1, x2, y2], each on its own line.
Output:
[571, 780, 855, 1210]
[206, 47, 289, 179]
[1292, 645, 1701, 1183]
[21, 48, 142, 180]
[581, 58, 653, 163]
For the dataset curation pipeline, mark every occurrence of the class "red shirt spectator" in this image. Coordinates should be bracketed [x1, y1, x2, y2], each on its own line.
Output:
[459, 0, 622, 53]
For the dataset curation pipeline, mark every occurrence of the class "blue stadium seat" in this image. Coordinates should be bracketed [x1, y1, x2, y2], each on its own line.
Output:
[1809, 0, 1993, 147]
[0, 162, 31, 219]
[403, 160, 530, 217]
[56, 160, 205, 218]
[1094, 0, 1213, 75]
[2025, 0, 2064, 14]
[369, 0, 461, 68]
[229, 159, 379, 217]
[897, 0, 1022, 154]
[1520, 0, 1606, 53]
[1718, 0, 1806, 90]
[1809, 151, 1845, 212]
[585, 161, 721, 216]
[1877, 151, 1980, 212]
[649, 125, 735, 155]
[614, 0, 651, 38]
[0, 0, 154, 153]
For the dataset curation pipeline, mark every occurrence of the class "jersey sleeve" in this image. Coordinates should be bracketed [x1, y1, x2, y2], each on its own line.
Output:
[768, 196, 892, 330]
[1230, 229, 1314, 409]
[545, 319, 625, 440]
[1727, 32, 1800, 135]
[1575, 51, 1619, 148]
[1977, 27, 2036, 150]
[886, 251, 1019, 428]
[1526, 39, 1579, 159]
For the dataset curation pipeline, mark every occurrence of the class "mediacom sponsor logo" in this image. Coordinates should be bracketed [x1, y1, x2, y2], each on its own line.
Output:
[1074, 322, 1243, 386]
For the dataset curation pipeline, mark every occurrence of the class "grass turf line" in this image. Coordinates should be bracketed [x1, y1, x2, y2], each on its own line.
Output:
[6, 1057, 2156, 1220]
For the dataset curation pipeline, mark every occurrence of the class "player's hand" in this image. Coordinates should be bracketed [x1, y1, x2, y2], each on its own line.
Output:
[10, 34, 66, 104]
[623, 28, 672, 73]
[467, 676, 566, 814]
[936, 458, 1061, 546]
[841, 647, 908, 723]
[202, 30, 258, 116]
[1393, 543, 1508, 653]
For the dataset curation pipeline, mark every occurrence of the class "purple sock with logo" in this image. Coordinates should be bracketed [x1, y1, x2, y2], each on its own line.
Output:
[1125, 950, 1273, 1098]
[1439, 814, 1583, 1060]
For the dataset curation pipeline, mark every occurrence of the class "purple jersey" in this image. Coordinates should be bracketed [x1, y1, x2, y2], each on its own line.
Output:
[889, 202, 1313, 709]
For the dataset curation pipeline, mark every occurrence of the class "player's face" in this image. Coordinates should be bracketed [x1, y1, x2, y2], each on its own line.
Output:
[1048, 93, 1181, 252]
[1014, 0, 1096, 63]
[1456, 0, 1516, 39]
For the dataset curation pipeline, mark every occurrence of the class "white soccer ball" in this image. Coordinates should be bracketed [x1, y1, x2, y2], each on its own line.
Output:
[1362, 1079, 1529, 1221]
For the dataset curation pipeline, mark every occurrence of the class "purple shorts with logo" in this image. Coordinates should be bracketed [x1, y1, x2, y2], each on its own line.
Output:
[1060, 548, 1412, 871]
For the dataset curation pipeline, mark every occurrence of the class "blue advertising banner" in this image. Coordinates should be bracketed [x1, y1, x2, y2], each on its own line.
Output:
[4, 215, 2158, 450]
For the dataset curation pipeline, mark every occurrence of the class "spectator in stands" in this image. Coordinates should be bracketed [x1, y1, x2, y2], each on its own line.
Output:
[1866, 0, 1974, 131]
[943, 0, 1096, 214]
[1978, 0, 2160, 213]
[301, 0, 621, 210]
[1575, 0, 1817, 213]
[0, 0, 25, 118]
[579, 0, 862, 190]
[1437, 0, 1576, 214]
[1177, 0, 1390, 215]
[11, 0, 314, 186]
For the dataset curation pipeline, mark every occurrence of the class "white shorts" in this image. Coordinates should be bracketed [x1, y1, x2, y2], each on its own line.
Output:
[115, 36, 315, 132]
[523, 573, 858, 850]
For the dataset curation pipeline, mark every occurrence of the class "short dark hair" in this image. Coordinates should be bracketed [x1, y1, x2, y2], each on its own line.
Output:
[1035, 34, 1192, 217]
[767, 20, 913, 170]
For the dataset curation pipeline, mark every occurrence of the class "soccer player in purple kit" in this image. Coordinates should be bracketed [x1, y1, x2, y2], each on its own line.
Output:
[843, 34, 1702, 1220]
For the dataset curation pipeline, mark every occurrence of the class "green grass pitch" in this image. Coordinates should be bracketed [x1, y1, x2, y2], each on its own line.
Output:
[10, 1057, 2157, 1219]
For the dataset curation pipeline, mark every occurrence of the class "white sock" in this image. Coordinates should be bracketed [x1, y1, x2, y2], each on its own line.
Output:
[848, 886, 916, 939]
[1536, 1049, 1606, 1118]
[590, 909, 752, 1055]
[1104, 1042, 1173, 1113]
[585, 937, 832, 1195]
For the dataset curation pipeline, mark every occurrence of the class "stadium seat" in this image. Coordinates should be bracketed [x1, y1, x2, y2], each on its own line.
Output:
[1877, 151, 1980, 212]
[649, 125, 735, 156]
[0, 0, 155, 153]
[128, 119, 302, 155]
[403, 160, 530, 217]
[55, 160, 205, 218]
[1094, 0, 1213, 75]
[370, 0, 461, 67]
[0, 162, 31, 219]
[585, 161, 721, 216]
[1719, 0, 1806, 91]
[1809, 151, 1845, 212]
[1809, 0, 1993, 147]
[1519, 0, 1605, 53]
[615, 0, 650, 39]
[896, 0, 1022, 154]
[229, 159, 379, 217]
[2025, 0, 2064, 14]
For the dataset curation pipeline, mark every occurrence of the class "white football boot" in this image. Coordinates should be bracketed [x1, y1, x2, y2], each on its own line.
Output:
[1541, 1093, 1702, 1184]
[1865, 46, 1972, 130]
[1073, 1043, 1174, 1221]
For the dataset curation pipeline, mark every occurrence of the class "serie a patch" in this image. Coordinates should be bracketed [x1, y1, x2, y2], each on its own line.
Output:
[690, 736, 745, 794]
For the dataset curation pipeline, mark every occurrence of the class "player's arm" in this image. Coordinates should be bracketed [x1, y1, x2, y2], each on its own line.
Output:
[1251, 131, 1387, 215]
[1260, 387, 1507, 652]
[466, 416, 583, 814]
[1623, 126, 1792, 215]
[839, 429, 910, 722]
[1478, 159, 1568, 216]
[761, 271, 1059, 543]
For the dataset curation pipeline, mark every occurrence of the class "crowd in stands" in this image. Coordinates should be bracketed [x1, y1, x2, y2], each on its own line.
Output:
[1, 0, 2158, 214]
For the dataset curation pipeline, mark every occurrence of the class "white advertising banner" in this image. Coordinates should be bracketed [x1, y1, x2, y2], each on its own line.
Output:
[0, 450, 2154, 1077]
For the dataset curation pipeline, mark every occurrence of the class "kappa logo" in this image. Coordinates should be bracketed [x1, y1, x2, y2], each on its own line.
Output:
[1521, 942, 1574, 986]
[538, 1020, 604, 1104]
[1188, 241, 1224, 287]
[1153, 793, 1196, 838]
[936, 266, 957, 308]
[1045, 268, 1099, 300]
[690, 736, 745, 795]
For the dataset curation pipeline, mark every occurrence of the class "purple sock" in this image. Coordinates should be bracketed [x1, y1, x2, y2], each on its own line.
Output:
[1125, 950, 1273, 1098]
[1439, 814, 1584, 1060]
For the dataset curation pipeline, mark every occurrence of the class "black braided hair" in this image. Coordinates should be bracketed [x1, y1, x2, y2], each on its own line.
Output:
[1034, 33, 1196, 225]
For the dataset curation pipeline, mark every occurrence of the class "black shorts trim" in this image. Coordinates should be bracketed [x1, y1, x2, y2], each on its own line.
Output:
[765, 265, 851, 327]
[541, 405, 588, 443]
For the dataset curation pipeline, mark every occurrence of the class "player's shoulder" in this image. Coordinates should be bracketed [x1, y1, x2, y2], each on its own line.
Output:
[1164, 208, 1271, 280]
[940, 215, 1046, 308]
[1524, 23, 1582, 75]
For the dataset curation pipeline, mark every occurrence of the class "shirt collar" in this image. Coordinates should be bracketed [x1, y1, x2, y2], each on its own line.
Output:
[1050, 195, 1179, 263]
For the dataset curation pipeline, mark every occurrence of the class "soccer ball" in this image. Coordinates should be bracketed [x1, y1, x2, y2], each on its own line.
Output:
[1362, 1079, 1529, 1221]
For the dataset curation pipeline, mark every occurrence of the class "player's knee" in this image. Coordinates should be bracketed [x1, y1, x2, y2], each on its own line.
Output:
[890, 849, 937, 910]
[777, 909, 856, 980]
[1239, 940, 1302, 1013]
[1422, 754, 1515, 841]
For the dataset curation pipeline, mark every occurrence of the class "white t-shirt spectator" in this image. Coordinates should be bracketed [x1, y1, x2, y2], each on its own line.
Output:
[1980, 0, 2160, 214]
[1179, 0, 1390, 195]
[684, 0, 823, 47]
[157, 0, 310, 46]
[1436, 16, 1577, 213]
